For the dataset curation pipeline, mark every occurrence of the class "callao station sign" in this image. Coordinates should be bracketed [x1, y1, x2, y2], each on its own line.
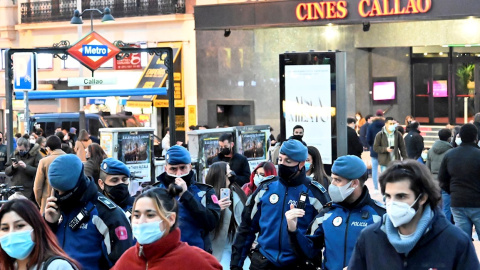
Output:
[295, 0, 432, 21]
[67, 31, 121, 71]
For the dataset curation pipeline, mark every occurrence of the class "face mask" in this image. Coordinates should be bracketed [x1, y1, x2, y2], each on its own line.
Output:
[253, 174, 263, 186]
[455, 137, 462, 146]
[304, 162, 311, 172]
[132, 221, 165, 245]
[0, 229, 35, 260]
[328, 181, 355, 203]
[386, 195, 422, 227]
[18, 150, 28, 157]
[103, 183, 129, 204]
[164, 171, 191, 185]
[220, 147, 231, 155]
[29, 139, 36, 144]
[421, 153, 427, 160]
[292, 135, 303, 141]
[278, 164, 299, 180]
[388, 125, 396, 132]
[356, 116, 361, 120]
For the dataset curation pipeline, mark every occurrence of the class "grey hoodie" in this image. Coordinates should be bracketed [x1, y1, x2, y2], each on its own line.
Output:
[426, 140, 453, 180]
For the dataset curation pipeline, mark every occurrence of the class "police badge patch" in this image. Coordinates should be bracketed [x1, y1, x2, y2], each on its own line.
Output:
[269, 194, 279, 204]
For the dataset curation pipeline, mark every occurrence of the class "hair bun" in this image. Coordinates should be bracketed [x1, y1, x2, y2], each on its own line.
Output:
[167, 184, 183, 197]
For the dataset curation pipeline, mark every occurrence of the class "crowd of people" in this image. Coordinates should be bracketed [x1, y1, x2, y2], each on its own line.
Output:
[0, 118, 479, 270]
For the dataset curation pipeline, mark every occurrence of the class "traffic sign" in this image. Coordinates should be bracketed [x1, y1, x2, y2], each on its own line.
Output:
[13, 53, 36, 91]
[67, 31, 121, 71]
[68, 77, 117, 86]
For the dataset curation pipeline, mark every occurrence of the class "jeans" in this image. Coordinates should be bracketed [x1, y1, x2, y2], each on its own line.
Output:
[451, 207, 480, 238]
[371, 157, 379, 190]
[441, 190, 453, 223]
[380, 165, 387, 173]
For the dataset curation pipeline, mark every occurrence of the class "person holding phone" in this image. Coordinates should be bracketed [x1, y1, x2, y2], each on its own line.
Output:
[205, 161, 248, 268]
[373, 117, 408, 173]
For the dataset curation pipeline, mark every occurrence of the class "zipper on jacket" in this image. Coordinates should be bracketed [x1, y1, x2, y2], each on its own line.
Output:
[343, 211, 352, 267]
[62, 213, 68, 248]
[276, 186, 289, 263]
[138, 245, 149, 269]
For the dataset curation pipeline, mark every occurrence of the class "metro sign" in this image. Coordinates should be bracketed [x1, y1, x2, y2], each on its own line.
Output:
[67, 31, 121, 71]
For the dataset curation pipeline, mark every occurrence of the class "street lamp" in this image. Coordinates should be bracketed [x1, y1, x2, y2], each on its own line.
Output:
[70, 8, 115, 31]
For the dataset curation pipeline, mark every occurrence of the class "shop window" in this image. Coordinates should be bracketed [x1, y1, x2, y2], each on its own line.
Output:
[37, 53, 53, 70]
[0, 49, 5, 70]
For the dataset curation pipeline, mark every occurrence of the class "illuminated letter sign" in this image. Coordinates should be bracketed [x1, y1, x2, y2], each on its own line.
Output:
[296, 1, 348, 21]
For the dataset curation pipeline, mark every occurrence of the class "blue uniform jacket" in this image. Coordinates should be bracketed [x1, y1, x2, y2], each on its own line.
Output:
[288, 186, 385, 270]
[155, 171, 221, 252]
[50, 179, 134, 270]
[231, 171, 331, 268]
[348, 207, 480, 270]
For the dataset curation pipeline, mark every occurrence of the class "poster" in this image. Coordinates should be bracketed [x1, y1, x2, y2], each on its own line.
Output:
[203, 137, 221, 167]
[118, 132, 151, 182]
[284, 65, 333, 164]
[100, 133, 113, 158]
[238, 132, 266, 161]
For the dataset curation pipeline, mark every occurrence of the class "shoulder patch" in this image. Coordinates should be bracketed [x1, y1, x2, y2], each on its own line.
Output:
[373, 200, 386, 209]
[97, 196, 117, 210]
[310, 181, 327, 193]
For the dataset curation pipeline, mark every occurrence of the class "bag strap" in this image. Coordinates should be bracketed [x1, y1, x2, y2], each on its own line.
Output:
[42, 256, 77, 270]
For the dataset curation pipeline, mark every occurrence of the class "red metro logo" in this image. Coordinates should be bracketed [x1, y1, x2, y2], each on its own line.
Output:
[296, 0, 432, 21]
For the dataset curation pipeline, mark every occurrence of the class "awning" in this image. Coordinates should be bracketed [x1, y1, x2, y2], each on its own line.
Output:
[126, 95, 154, 108]
[14, 88, 167, 100]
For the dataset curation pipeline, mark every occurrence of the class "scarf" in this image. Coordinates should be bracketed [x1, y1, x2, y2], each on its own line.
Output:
[383, 204, 433, 255]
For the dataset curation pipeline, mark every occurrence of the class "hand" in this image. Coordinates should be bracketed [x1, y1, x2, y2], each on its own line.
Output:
[386, 147, 393, 153]
[285, 204, 305, 232]
[218, 197, 232, 210]
[12, 161, 19, 168]
[17, 160, 26, 168]
[44, 196, 61, 224]
[175, 178, 188, 197]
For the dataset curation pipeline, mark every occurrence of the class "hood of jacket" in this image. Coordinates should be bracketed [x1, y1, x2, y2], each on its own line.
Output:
[431, 140, 453, 155]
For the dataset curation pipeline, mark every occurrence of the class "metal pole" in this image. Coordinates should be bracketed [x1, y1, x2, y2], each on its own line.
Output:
[24, 90, 29, 135]
[166, 48, 176, 145]
[5, 50, 14, 158]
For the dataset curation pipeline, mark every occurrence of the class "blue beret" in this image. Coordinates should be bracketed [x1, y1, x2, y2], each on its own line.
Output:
[166, 146, 191, 165]
[101, 158, 130, 177]
[332, 155, 367, 180]
[48, 154, 83, 192]
[280, 139, 308, 162]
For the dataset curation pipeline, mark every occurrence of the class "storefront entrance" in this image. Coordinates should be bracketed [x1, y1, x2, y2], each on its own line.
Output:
[412, 46, 480, 125]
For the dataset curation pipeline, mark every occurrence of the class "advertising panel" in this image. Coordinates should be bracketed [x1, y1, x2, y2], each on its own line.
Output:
[117, 132, 151, 182]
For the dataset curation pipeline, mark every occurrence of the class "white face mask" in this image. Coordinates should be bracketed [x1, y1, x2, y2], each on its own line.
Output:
[421, 152, 427, 160]
[386, 194, 422, 227]
[455, 137, 462, 146]
[253, 174, 263, 187]
[328, 181, 355, 203]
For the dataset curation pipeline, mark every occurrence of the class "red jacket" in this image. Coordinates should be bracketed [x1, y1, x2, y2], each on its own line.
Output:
[111, 228, 222, 270]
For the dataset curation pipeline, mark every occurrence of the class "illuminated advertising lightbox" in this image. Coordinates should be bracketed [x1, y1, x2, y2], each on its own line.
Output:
[372, 77, 397, 104]
[433, 80, 448, 97]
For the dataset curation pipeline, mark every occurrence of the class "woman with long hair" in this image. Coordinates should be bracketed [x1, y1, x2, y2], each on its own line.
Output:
[74, 129, 92, 162]
[242, 161, 277, 196]
[306, 146, 330, 189]
[112, 186, 221, 270]
[0, 199, 80, 270]
[84, 143, 107, 184]
[206, 162, 248, 268]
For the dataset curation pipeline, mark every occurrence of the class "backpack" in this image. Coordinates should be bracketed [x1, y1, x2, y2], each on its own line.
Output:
[42, 256, 77, 270]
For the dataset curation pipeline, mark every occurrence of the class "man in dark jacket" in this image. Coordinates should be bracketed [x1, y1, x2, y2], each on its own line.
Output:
[366, 110, 385, 192]
[286, 155, 385, 270]
[438, 123, 480, 238]
[349, 160, 479, 270]
[212, 133, 251, 186]
[44, 154, 133, 270]
[473, 112, 480, 141]
[359, 115, 373, 149]
[404, 121, 424, 160]
[347, 118, 364, 158]
[155, 145, 221, 252]
[426, 128, 453, 223]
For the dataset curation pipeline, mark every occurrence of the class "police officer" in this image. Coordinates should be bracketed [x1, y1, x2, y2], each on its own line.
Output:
[286, 155, 386, 270]
[44, 154, 133, 270]
[154, 145, 221, 253]
[231, 139, 330, 270]
[98, 158, 135, 219]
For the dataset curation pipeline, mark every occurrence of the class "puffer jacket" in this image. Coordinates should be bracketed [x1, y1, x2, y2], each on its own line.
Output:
[426, 140, 452, 180]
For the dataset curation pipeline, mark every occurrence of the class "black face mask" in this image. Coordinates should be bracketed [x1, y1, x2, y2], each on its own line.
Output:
[54, 179, 86, 213]
[292, 135, 303, 141]
[220, 147, 231, 156]
[278, 164, 300, 180]
[103, 183, 129, 205]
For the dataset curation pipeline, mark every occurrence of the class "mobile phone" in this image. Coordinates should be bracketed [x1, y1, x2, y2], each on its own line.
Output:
[389, 146, 394, 149]
[11, 158, 17, 163]
[220, 188, 231, 200]
[297, 192, 308, 210]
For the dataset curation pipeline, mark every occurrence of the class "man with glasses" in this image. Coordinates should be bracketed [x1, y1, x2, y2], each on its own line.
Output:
[154, 145, 221, 252]
[213, 133, 251, 186]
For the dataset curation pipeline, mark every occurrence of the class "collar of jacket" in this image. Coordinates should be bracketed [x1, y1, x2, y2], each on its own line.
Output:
[136, 228, 182, 261]
[459, 142, 480, 148]
[50, 149, 66, 155]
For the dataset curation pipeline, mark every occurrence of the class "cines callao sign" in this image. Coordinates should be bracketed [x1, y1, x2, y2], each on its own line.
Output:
[296, 0, 432, 21]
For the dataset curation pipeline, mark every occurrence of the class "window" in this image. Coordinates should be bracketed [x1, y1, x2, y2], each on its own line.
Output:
[36, 53, 53, 69]
[141, 42, 148, 67]
[62, 56, 80, 69]
[0, 49, 5, 70]
[100, 58, 113, 69]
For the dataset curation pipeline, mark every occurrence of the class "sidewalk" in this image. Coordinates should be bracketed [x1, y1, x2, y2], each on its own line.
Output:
[364, 177, 480, 259]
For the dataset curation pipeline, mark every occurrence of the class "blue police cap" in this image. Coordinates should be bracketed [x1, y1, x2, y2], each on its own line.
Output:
[49, 154, 83, 192]
[280, 139, 308, 162]
[101, 158, 131, 177]
[332, 155, 367, 180]
[166, 145, 191, 165]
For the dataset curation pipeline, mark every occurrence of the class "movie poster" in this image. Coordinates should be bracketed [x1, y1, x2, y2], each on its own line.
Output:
[203, 137, 221, 167]
[118, 132, 151, 182]
[239, 132, 266, 161]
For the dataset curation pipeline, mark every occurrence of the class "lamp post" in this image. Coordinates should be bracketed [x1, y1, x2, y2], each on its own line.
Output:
[70, 8, 115, 32]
